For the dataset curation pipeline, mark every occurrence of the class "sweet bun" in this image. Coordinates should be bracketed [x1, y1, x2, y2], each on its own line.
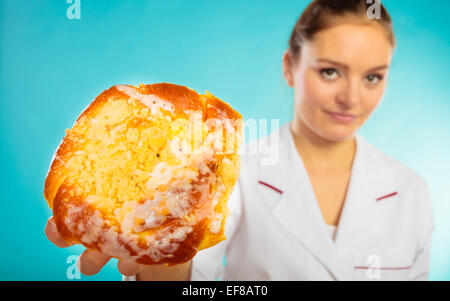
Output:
[43, 83, 243, 265]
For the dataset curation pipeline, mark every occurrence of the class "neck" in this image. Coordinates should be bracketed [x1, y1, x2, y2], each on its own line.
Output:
[290, 119, 356, 171]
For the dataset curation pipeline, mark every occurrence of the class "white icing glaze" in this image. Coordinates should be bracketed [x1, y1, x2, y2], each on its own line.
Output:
[54, 155, 68, 168]
[64, 163, 227, 263]
[202, 118, 240, 154]
[209, 212, 223, 234]
[115, 85, 175, 115]
[146, 161, 198, 191]
[61, 107, 236, 262]
[120, 199, 167, 233]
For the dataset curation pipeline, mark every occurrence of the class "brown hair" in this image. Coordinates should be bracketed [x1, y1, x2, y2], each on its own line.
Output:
[288, 0, 395, 62]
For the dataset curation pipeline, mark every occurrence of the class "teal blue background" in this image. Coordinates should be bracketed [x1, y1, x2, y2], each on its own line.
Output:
[0, 0, 448, 280]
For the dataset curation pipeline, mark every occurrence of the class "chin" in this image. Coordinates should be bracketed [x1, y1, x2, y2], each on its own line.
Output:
[318, 125, 356, 143]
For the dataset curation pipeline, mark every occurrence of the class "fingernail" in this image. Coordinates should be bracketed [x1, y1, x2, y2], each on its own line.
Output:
[47, 218, 57, 233]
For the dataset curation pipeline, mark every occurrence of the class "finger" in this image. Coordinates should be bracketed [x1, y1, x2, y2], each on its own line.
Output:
[118, 259, 142, 276]
[77, 249, 111, 276]
[44, 216, 71, 248]
[136, 261, 192, 281]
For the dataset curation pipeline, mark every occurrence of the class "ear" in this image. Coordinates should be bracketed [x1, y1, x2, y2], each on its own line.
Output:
[282, 50, 295, 87]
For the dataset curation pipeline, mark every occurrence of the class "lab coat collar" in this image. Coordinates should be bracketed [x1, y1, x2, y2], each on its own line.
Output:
[256, 122, 390, 280]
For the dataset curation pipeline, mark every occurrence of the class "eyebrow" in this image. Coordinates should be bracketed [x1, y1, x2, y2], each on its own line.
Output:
[316, 59, 389, 72]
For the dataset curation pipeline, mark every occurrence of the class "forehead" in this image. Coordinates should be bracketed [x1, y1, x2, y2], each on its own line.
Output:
[305, 22, 392, 69]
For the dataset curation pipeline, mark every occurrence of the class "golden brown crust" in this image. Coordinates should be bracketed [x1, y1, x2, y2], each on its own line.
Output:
[44, 83, 242, 207]
[132, 83, 203, 118]
[52, 182, 209, 265]
[44, 86, 123, 207]
[203, 92, 243, 121]
[43, 82, 243, 265]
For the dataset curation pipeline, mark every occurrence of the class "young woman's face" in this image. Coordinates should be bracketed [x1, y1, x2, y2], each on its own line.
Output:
[284, 22, 393, 142]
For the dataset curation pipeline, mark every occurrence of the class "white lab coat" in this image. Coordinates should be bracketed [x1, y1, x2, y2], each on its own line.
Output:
[191, 122, 434, 281]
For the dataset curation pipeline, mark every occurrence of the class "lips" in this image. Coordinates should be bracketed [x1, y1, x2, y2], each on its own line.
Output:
[324, 110, 358, 124]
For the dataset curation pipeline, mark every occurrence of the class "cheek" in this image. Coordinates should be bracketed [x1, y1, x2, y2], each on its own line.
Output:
[360, 87, 385, 120]
[294, 70, 334, 112]
[295, 69, 337, 130]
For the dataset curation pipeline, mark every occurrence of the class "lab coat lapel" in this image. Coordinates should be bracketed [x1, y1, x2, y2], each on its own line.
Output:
[257, 123, 353, 280]
[333, 134, 395, 251]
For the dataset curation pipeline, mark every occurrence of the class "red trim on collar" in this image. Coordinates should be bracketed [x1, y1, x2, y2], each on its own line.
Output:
[258, 180, 283, 194]
[354, 265, 412, 270]
[376, 192, 398, 201]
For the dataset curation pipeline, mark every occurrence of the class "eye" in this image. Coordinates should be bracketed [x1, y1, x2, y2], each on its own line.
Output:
[365, 74, 384, 85]
[320, 68, 339, 80]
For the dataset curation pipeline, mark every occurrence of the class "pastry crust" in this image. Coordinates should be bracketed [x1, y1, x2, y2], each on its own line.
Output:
[43, 83, 243, 265]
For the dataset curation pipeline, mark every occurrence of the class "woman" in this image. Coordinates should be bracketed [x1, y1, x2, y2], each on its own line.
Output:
[45, 0, 434, 280]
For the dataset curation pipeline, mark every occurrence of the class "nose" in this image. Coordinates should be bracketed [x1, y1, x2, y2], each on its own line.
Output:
[335, 77, 362, 109]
